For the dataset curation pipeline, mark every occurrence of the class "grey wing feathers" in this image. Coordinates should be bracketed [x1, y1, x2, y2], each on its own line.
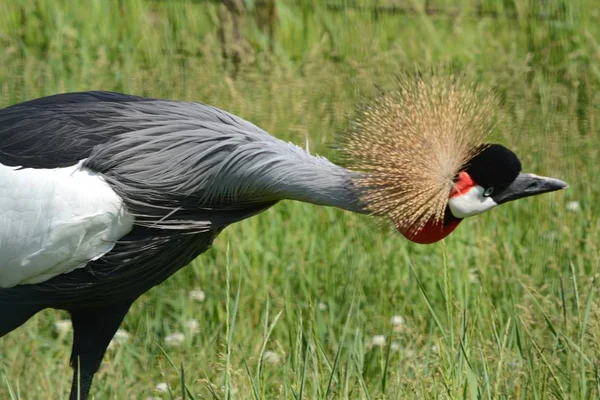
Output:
[0, 91, 266, 168]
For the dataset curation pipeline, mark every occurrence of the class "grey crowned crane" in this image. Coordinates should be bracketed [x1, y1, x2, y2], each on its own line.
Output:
[0, 76, 567, 399]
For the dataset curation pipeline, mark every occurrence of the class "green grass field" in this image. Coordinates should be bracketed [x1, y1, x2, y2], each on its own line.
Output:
[1, 0, 599, 398]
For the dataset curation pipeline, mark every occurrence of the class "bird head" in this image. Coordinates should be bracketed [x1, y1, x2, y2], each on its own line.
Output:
[338, 74, 567, 244]
[400, 143, 567, 244]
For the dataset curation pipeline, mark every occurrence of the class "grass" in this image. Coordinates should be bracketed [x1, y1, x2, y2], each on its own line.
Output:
[1, 0, 599, 398]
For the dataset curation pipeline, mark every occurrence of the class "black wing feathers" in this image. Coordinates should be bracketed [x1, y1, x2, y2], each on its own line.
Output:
[5, 91, 150, 108]
[0, 91, 151, 168]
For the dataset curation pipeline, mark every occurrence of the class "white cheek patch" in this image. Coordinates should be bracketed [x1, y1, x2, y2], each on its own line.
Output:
[448, 185, 498, 218]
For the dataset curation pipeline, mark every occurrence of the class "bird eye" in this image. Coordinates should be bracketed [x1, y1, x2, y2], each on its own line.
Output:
[483, 187, 495, 197]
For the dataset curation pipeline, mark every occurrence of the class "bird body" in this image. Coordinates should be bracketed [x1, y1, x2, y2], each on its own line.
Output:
[0, 91, 361, 307]
[0, 81, 567, 400]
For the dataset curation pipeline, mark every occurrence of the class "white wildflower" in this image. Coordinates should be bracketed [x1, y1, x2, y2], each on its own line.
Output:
[55, 319, 72, 334]
[431, 344, 439, 354]
[370, 335, 386, 347]
[189, 288, 206, 302]
[391, 315, 406, 332]
[220, 385, 238, 395]
[566, 201, 580, 212]
[318, 302, 328, 311]
[509, 357, 523, 369]
[107, 329, 130, 350]
[185, 319, 200, 334]
[262, 350, 281, 365]
[114, 329, 130, 343]
[390, 341, 401, 352]
[165, 332, 185, 347]
[155, 382, 169, 393]
[468, 269, 479, 284]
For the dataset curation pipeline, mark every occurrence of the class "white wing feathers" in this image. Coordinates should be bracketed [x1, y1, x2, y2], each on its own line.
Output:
[0, 161, 134, 287]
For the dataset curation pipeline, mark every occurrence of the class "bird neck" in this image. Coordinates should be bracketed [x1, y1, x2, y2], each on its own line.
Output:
[208, 135, 368, 214]
[272, 148, 367, 214]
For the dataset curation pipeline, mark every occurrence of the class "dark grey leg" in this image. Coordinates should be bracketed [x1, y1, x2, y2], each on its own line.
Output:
[68, 300, 134, 400]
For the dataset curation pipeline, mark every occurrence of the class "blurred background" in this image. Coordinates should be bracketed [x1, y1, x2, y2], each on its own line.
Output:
[0, 0, 598, 398]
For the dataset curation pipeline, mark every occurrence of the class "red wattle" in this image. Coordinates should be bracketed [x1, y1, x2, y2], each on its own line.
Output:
[397, 218, 463, 244]
[450, 171, 475, 198]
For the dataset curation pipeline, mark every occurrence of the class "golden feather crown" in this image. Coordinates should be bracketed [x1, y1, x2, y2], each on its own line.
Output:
[338, 73, 498, 234]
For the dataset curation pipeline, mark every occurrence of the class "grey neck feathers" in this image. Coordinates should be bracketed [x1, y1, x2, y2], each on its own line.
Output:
[204, 136, 367, 214]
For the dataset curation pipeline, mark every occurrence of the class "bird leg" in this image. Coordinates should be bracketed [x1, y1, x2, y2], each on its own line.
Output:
[0, 304, 41, 337]
[68, 300, 134, 400]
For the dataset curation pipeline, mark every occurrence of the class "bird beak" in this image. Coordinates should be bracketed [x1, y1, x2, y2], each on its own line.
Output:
[493, 173, 568, 204]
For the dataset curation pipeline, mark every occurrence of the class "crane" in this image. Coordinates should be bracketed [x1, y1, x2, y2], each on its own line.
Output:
[0, 78, 567, 399]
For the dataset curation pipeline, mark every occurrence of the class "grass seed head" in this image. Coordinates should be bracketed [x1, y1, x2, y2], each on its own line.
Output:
[338, 73, 498, 234]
